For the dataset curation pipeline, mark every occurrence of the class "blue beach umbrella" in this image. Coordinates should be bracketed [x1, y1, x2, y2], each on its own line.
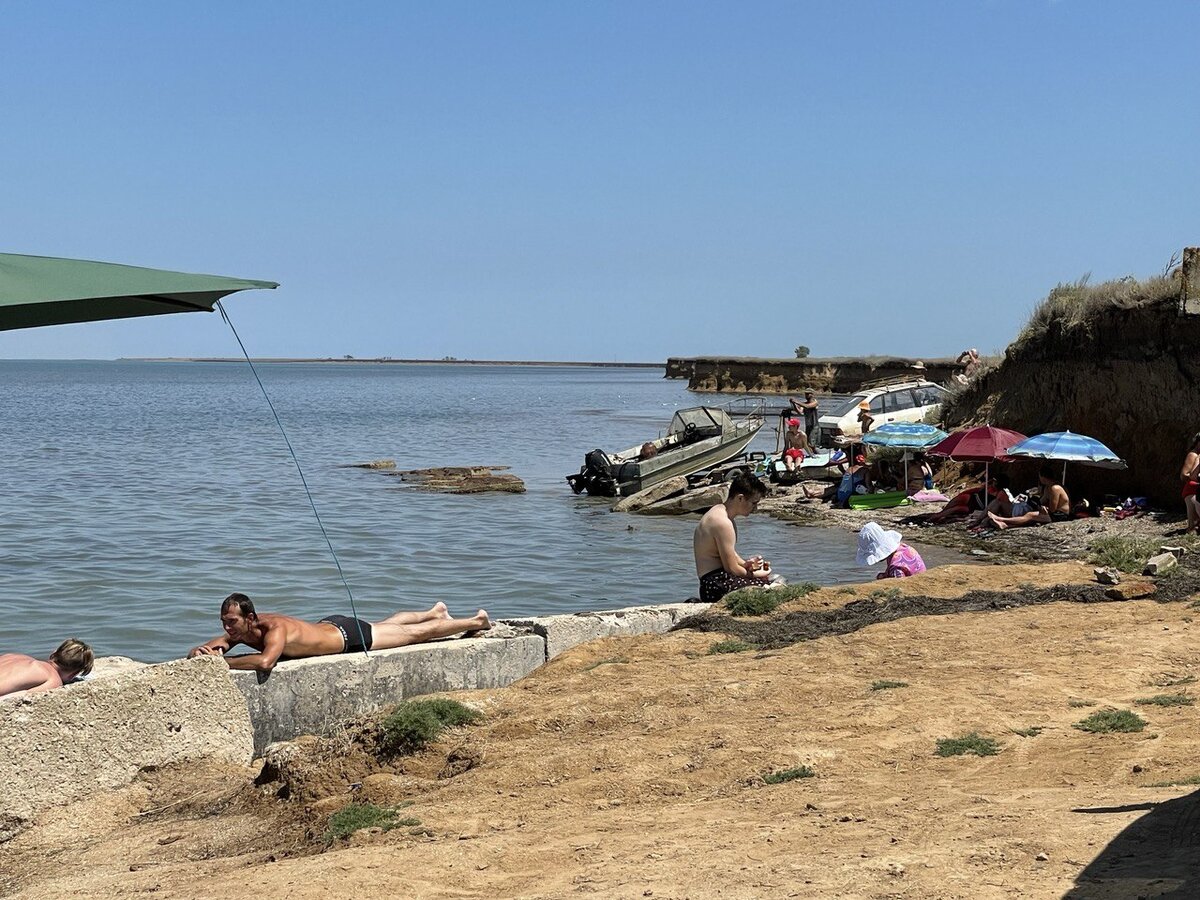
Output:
[1006, 430, 1127, 486]
[861, 423, 949, 491]
[861, 422, 949, 449]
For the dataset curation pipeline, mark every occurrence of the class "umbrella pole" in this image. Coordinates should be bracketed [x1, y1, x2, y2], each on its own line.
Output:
[1062, 460, 1068, 488]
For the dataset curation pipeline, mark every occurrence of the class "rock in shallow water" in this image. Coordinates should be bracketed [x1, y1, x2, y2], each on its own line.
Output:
[385, 466, 526, 494]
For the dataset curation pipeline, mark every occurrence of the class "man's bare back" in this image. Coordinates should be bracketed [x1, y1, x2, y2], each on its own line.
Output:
[694, 504, 739, 578]
[0, 654, 63, 699]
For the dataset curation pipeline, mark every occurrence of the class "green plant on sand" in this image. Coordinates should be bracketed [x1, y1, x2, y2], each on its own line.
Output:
[1089, 535, 1163, 574]
[724, 582, 819, 616]
[1073, 709, 1146, 734]
[379, 698, 482, 756]
[1011, 726, 1044, 737]
[326, 802, 421, 841]
[1135, 694, 1195, 707]
[935, 733, 1000, 757]
[870, 680, 908, 691]
[762, 765, 816, 784]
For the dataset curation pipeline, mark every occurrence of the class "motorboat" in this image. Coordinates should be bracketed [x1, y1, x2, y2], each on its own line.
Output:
[566, 404, 764, 497]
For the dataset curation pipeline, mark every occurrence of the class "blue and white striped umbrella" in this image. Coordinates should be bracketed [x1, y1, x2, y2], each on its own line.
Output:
[1006, 431, 1127, 470]
[861, 422, 949, 449]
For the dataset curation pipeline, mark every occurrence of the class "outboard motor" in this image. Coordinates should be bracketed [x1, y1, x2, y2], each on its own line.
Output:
[566, 449, 619, 496]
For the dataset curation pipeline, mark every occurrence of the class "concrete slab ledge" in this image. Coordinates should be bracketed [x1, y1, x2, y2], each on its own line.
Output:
[0, 601, 709, 837]
[0, 656, 253, 842]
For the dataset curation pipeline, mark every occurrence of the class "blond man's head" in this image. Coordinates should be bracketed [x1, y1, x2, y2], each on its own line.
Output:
[50, 639, 94, 678]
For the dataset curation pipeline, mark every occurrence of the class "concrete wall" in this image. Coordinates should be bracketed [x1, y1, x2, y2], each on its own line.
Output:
[507, 603, 707, 660]
[0, 656, 253, 841]
[0, 602, 709, 838]
[230, 634, 545, 755]
[229, 604, 709, 753]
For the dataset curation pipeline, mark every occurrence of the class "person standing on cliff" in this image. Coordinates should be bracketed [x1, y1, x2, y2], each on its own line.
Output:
[954, 348, 981, 385]
[0, 639, 94, 700]
[789, 390, 821, 445]
[693, 472, 773, 602]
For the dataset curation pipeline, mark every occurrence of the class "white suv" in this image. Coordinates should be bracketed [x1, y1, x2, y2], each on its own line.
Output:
[815, 380, 950, 446]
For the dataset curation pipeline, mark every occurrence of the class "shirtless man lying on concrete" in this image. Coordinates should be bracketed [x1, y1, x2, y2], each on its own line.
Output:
[693, 471, 774, 603]
[187, 593, 491, 674]
[0, 639, 94, 700]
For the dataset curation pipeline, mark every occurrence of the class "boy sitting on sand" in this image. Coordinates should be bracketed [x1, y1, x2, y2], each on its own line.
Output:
[693, 472, 774, 602]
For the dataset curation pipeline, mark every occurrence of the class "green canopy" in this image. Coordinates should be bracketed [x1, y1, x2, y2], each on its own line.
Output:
[0, 253, 278, 331]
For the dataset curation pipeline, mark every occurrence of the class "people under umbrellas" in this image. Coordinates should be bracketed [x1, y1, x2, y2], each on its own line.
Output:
[987, 463, 1071, 530]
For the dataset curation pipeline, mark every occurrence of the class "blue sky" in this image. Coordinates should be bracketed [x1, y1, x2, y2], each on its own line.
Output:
[2, 1, 1196, 362]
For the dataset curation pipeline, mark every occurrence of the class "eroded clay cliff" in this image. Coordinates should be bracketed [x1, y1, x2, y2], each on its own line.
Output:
[943, 276, 1199, 504]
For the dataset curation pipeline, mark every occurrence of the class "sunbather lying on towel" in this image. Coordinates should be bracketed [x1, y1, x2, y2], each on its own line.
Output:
[187, 593, 491, 673]
[929, 474, 1008, 524]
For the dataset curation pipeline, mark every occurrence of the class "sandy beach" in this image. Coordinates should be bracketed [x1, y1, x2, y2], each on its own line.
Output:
[4, 546, 1200, 898]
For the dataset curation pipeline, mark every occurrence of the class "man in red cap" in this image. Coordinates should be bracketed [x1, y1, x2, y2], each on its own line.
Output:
[782, 418, 810, 472]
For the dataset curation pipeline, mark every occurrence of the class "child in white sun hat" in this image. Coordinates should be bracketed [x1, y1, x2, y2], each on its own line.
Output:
[856, 521, 926, 579]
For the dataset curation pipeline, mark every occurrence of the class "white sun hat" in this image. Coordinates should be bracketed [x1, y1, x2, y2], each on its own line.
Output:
[856, 521, 903, 566]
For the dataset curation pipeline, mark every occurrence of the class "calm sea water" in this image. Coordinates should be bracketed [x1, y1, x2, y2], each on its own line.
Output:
[1, 361, 968, 662]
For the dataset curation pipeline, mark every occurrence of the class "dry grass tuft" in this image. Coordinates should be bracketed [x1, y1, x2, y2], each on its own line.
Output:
[1012, 272, 1178, 353]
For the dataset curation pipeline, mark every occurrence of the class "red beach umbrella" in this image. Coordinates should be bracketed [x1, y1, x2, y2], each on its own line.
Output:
[928, 426, 1029, 463]
[927, 425, 1029, 491]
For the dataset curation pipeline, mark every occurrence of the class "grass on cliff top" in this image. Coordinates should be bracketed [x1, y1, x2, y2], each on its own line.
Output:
[379, 698, 482, 756]
[326, 802, 420, 841]
[1013, 271, 1178, 351]
[1089, 535, 1163, 573]
[724, 582, 819, 616]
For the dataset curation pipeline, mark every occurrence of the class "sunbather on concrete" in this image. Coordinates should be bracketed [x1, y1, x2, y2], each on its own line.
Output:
[988, 465, 1070, 529]
[187, 593, 491, 673]
[0, 639, 94, 700]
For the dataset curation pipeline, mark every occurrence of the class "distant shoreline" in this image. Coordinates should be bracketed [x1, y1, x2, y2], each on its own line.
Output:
[120, 357, 664, 368]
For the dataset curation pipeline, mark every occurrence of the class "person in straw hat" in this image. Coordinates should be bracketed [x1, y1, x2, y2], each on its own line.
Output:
[856, 521, 926, 579]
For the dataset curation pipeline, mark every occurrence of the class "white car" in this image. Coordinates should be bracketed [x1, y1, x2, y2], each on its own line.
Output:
[815, 380, 951, 447]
